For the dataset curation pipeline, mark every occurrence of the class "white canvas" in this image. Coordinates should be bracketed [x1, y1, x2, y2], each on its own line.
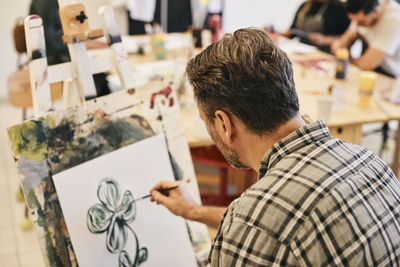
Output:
[53, 134, 198, 267]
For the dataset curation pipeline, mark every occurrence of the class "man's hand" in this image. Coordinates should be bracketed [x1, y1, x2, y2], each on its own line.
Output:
[150, 180, 227, 228]
[150, 181, 198, 219]
[331, 38, 346, 54]
[331, 21, 359, 54]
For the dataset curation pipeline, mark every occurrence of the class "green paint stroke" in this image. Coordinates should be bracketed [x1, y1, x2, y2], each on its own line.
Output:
[8, 116, 55, 162]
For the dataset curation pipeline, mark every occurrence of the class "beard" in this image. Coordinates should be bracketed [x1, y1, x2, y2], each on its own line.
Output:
[207, 125, 249, 169]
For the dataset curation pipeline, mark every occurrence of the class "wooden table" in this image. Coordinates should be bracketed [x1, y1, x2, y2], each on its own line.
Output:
[290, 51, 400, 175]
[125, 33, 399, 175]
[292, 52, 390, 144]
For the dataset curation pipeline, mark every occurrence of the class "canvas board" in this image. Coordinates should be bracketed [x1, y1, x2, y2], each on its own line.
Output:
[53, 134, 197, 267]
[7, 80, 211, 267]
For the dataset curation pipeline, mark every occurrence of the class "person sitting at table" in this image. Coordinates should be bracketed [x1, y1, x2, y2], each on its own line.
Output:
[332, 0, 400, 78]
[127, 0, 158, 35]
[150, 28, 400, 266]
[282, 0, 350, 52]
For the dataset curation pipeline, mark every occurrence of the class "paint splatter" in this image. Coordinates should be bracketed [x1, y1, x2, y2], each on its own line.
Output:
[149, 85, 173, 109]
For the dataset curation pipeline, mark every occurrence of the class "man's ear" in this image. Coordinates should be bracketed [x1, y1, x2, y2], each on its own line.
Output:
[214, 110, 235, 145]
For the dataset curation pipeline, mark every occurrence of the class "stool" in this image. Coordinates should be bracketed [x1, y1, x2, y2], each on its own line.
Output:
[7, 68, 63, 120]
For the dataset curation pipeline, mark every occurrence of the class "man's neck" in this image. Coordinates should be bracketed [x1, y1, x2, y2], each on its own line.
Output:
[238, 115, 307, 172]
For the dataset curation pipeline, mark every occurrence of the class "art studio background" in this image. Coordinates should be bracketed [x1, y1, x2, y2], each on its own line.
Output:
[1, 0, 399, 266]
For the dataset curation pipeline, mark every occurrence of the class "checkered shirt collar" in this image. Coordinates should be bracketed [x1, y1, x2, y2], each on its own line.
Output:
[258, 120, 331, 179]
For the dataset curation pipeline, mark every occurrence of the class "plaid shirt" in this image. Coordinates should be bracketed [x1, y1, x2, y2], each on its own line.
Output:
[209, 121, 400, 266]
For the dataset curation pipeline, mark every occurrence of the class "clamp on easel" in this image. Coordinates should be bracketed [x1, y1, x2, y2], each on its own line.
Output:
[59, 3, 103, 44]
[59, 1, 103, 104]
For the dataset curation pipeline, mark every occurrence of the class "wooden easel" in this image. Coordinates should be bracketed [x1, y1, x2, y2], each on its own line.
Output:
[24, 0, 136, 117]
[21, 0, 137, 231]
[20, 3, 212, 265]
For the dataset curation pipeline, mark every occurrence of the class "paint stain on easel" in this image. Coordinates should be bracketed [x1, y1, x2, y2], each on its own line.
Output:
[8, 113, 154, 174]
[128, 88, 136, 95]
[150, 84, 174, 109]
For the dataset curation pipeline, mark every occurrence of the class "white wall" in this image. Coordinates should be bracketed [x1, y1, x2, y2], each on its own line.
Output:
[223, 0, 305, 33]
[0, 0, 128, 100]
[0, 0, 31, 100]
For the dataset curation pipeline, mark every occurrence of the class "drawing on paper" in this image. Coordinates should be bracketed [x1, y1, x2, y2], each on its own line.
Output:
[87, 178, 148, 267]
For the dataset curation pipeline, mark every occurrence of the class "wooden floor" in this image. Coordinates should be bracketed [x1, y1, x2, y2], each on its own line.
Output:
[0, 99, 397, 266]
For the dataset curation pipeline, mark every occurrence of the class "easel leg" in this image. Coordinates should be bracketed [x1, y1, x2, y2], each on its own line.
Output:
[391, 120, 400, 177]
[22, 108, 26, 121]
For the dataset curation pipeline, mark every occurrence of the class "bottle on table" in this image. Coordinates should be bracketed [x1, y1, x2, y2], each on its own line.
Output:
[335, 48, 349, 79]
[152, 23, 166, 60]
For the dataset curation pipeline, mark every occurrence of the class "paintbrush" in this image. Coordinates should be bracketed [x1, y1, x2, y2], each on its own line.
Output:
[134, 179, 191, 202]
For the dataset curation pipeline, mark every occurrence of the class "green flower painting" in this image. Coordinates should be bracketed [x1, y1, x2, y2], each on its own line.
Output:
[87, 178, 148, 267]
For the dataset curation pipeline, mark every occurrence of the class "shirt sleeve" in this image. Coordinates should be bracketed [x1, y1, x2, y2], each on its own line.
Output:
[367, 17, 400, 56]
[209, 221, 298, 267]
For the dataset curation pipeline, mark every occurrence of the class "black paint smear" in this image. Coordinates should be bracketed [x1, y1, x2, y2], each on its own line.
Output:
[108, 33, 122, 45]
[32, 121, 47, 144]
[31, 49, 44, 60]
[168, 152, 184, 181]
[47, 122, 75, 148]
[97, 120, 149, 148]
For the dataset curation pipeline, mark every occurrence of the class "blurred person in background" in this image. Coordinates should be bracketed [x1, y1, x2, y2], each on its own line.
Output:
[282, 0, 350, 52]
[127, 0, 192, 34]
[332, 0, 400, 78]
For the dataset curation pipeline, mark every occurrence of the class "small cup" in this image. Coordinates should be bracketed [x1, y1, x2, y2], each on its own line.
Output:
[331, 86, 345, 110]
[316, 95, 334, 121]
[358, 71, 377, 108]
[152, 33, 166, 60]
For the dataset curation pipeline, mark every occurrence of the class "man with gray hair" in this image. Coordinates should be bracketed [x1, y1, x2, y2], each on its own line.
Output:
[151, 28, 400, 266]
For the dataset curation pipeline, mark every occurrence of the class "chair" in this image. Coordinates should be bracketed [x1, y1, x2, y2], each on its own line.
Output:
[8, 69, 63, 120]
